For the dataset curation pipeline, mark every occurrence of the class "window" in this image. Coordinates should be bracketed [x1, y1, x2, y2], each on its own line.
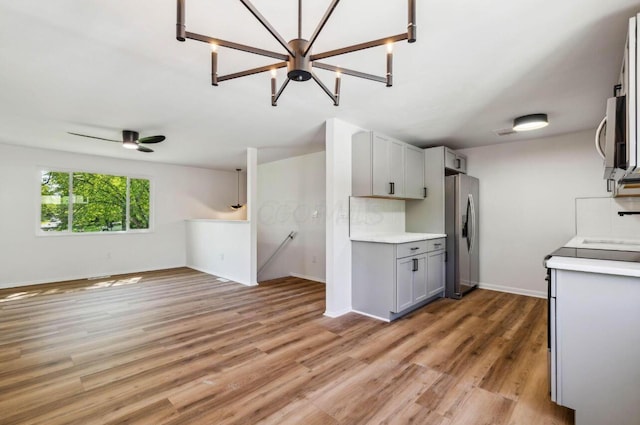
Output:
[40, 171, 151, 233]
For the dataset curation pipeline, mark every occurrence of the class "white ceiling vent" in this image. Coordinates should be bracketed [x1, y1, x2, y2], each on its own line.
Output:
[494, 128, 517, 136]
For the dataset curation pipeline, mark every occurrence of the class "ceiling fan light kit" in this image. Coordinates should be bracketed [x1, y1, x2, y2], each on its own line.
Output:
[513, 113, 549, 132]
[122, 130, 141, 149]
[176, 0, 416, 106]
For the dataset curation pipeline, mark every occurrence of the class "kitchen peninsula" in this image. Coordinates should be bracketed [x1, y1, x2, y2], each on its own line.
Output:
[351, 232, 446, 321]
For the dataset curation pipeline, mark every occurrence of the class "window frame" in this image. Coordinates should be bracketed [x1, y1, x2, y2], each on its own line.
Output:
[36, 167, 154, 237]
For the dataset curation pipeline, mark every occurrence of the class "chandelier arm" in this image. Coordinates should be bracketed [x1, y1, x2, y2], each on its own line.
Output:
[311, 72, 338, 105]
[310, 33, 408, 61]
[272, 78, 291, 106]
[218, 62, 288, 83]
[185, 32, 288, 61]
[238, 0, 296, 57]
[302, 0, 341, 57]
[312, 62, 386, 84]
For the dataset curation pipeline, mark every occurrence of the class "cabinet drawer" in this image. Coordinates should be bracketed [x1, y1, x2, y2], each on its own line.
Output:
[427, 238, 445, 252]
[396, 241, 427, 258]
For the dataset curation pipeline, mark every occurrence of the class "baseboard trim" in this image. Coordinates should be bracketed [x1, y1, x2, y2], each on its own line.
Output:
[289, 273, 326, 284]
[350, 309, 391, 322]
[323, 308, 351, 318]
[478, 282, 546, 299]
[186, 265, 257, 287]
[0, 264, 186, 290]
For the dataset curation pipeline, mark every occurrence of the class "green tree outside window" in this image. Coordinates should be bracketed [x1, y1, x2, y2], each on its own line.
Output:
[40, 171, 150, 232]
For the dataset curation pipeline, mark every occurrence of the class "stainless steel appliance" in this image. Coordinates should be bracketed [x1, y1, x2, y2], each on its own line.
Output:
[598, 95, 627, 181]
[595, 13, 640, 195]
[444, 174, 479, 299]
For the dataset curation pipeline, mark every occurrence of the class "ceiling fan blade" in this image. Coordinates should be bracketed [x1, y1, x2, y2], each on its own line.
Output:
[68, 132, 120, 142]
[138, 135, 165, 144]
[137, 145, 154, 153]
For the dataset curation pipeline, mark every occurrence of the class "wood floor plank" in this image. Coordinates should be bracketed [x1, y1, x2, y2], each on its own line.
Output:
[449, 387, 516, 425]
[0, 268, 573, 425]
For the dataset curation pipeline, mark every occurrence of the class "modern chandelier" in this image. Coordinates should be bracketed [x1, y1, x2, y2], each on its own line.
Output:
[176, 0, 416, 106]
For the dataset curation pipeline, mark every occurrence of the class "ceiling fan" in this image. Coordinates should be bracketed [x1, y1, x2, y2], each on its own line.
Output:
[68, 130, 166, 153]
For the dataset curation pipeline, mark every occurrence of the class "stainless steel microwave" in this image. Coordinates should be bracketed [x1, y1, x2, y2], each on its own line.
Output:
[598, 95, 627, 181]
[596, 14, 639, 194]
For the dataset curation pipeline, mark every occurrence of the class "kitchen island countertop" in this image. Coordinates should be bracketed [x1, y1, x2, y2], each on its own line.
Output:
[350, 232, 446, 244]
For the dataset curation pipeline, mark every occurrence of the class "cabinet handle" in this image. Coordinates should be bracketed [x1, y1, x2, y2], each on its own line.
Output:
[433, 243, 442, 248]
[423, 187, 427, 198]
[410, 247, 420, 251]
[412, 258, 418, 272]
[389, 182, 395, 195]
[456, 158, 461, 169]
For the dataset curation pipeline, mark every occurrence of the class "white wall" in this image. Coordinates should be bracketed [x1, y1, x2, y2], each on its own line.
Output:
[0, 143, 244, 288]
[458, 129, 608, 297]
[257, 151, 326, 283]
[185, 220, 252, 285]
[325, 119, 365, 317]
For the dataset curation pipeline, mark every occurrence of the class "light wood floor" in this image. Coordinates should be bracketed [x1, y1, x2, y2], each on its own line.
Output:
[0, 268, 573, 425]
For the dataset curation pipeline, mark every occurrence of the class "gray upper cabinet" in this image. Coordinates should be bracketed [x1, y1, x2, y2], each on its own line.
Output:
[405, 144, 426, 199]
[406, 146, 469, 234]
[444, 148, 467, 174]
[352, 131, 424, 200]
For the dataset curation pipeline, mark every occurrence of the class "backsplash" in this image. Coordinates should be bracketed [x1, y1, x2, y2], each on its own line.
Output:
[576, 197, 640, 238]
[350, 197, 405, 236]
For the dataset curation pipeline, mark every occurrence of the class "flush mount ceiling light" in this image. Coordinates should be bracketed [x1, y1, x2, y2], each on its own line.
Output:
[513, 113, 549, 132]
[176, 0, 416, 106]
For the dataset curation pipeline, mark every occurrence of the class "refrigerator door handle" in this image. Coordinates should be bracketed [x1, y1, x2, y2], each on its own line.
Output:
[469, 194, 477, 254]
[464, 196, 471, 251]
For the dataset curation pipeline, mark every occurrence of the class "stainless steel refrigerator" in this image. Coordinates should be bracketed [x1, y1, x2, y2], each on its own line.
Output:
[445, 174, 479, 299]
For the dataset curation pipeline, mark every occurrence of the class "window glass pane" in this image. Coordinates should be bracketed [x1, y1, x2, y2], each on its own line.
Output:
[41, 171, 69, 232]
[72, 173, 126, 232]
[129, 178, 150, 230]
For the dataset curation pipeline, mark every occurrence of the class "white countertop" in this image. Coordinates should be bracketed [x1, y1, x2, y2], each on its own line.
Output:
[564, 235, 640, 252]
[546, 256, 640, 278]
[350, 232, 446, 243]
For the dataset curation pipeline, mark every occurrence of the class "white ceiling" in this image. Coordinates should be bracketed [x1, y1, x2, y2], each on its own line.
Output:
[0, 0, 637, 170]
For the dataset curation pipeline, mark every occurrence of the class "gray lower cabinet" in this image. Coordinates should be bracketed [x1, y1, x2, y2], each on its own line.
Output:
[395, 254, 427, 312]
[427, 249, 445, 297]
[352, 238, 446, 321]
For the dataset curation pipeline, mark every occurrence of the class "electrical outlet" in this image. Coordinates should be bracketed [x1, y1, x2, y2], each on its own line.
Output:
[312, 255, 317, 264]
[107, 252, 112, 260]
[220, 254, 224, 261]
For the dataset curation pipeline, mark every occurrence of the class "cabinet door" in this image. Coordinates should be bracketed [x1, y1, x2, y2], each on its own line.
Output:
[413, 255, 428, 303]
[427, 250, 446, 297]
[389, 140, 405, 197]
[405, 145, 425, 199]
[444, 149, 457, 170]
[456, 156, 467, 174]
[395, 257, 414, 312]
[372, 134, 392, 196]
